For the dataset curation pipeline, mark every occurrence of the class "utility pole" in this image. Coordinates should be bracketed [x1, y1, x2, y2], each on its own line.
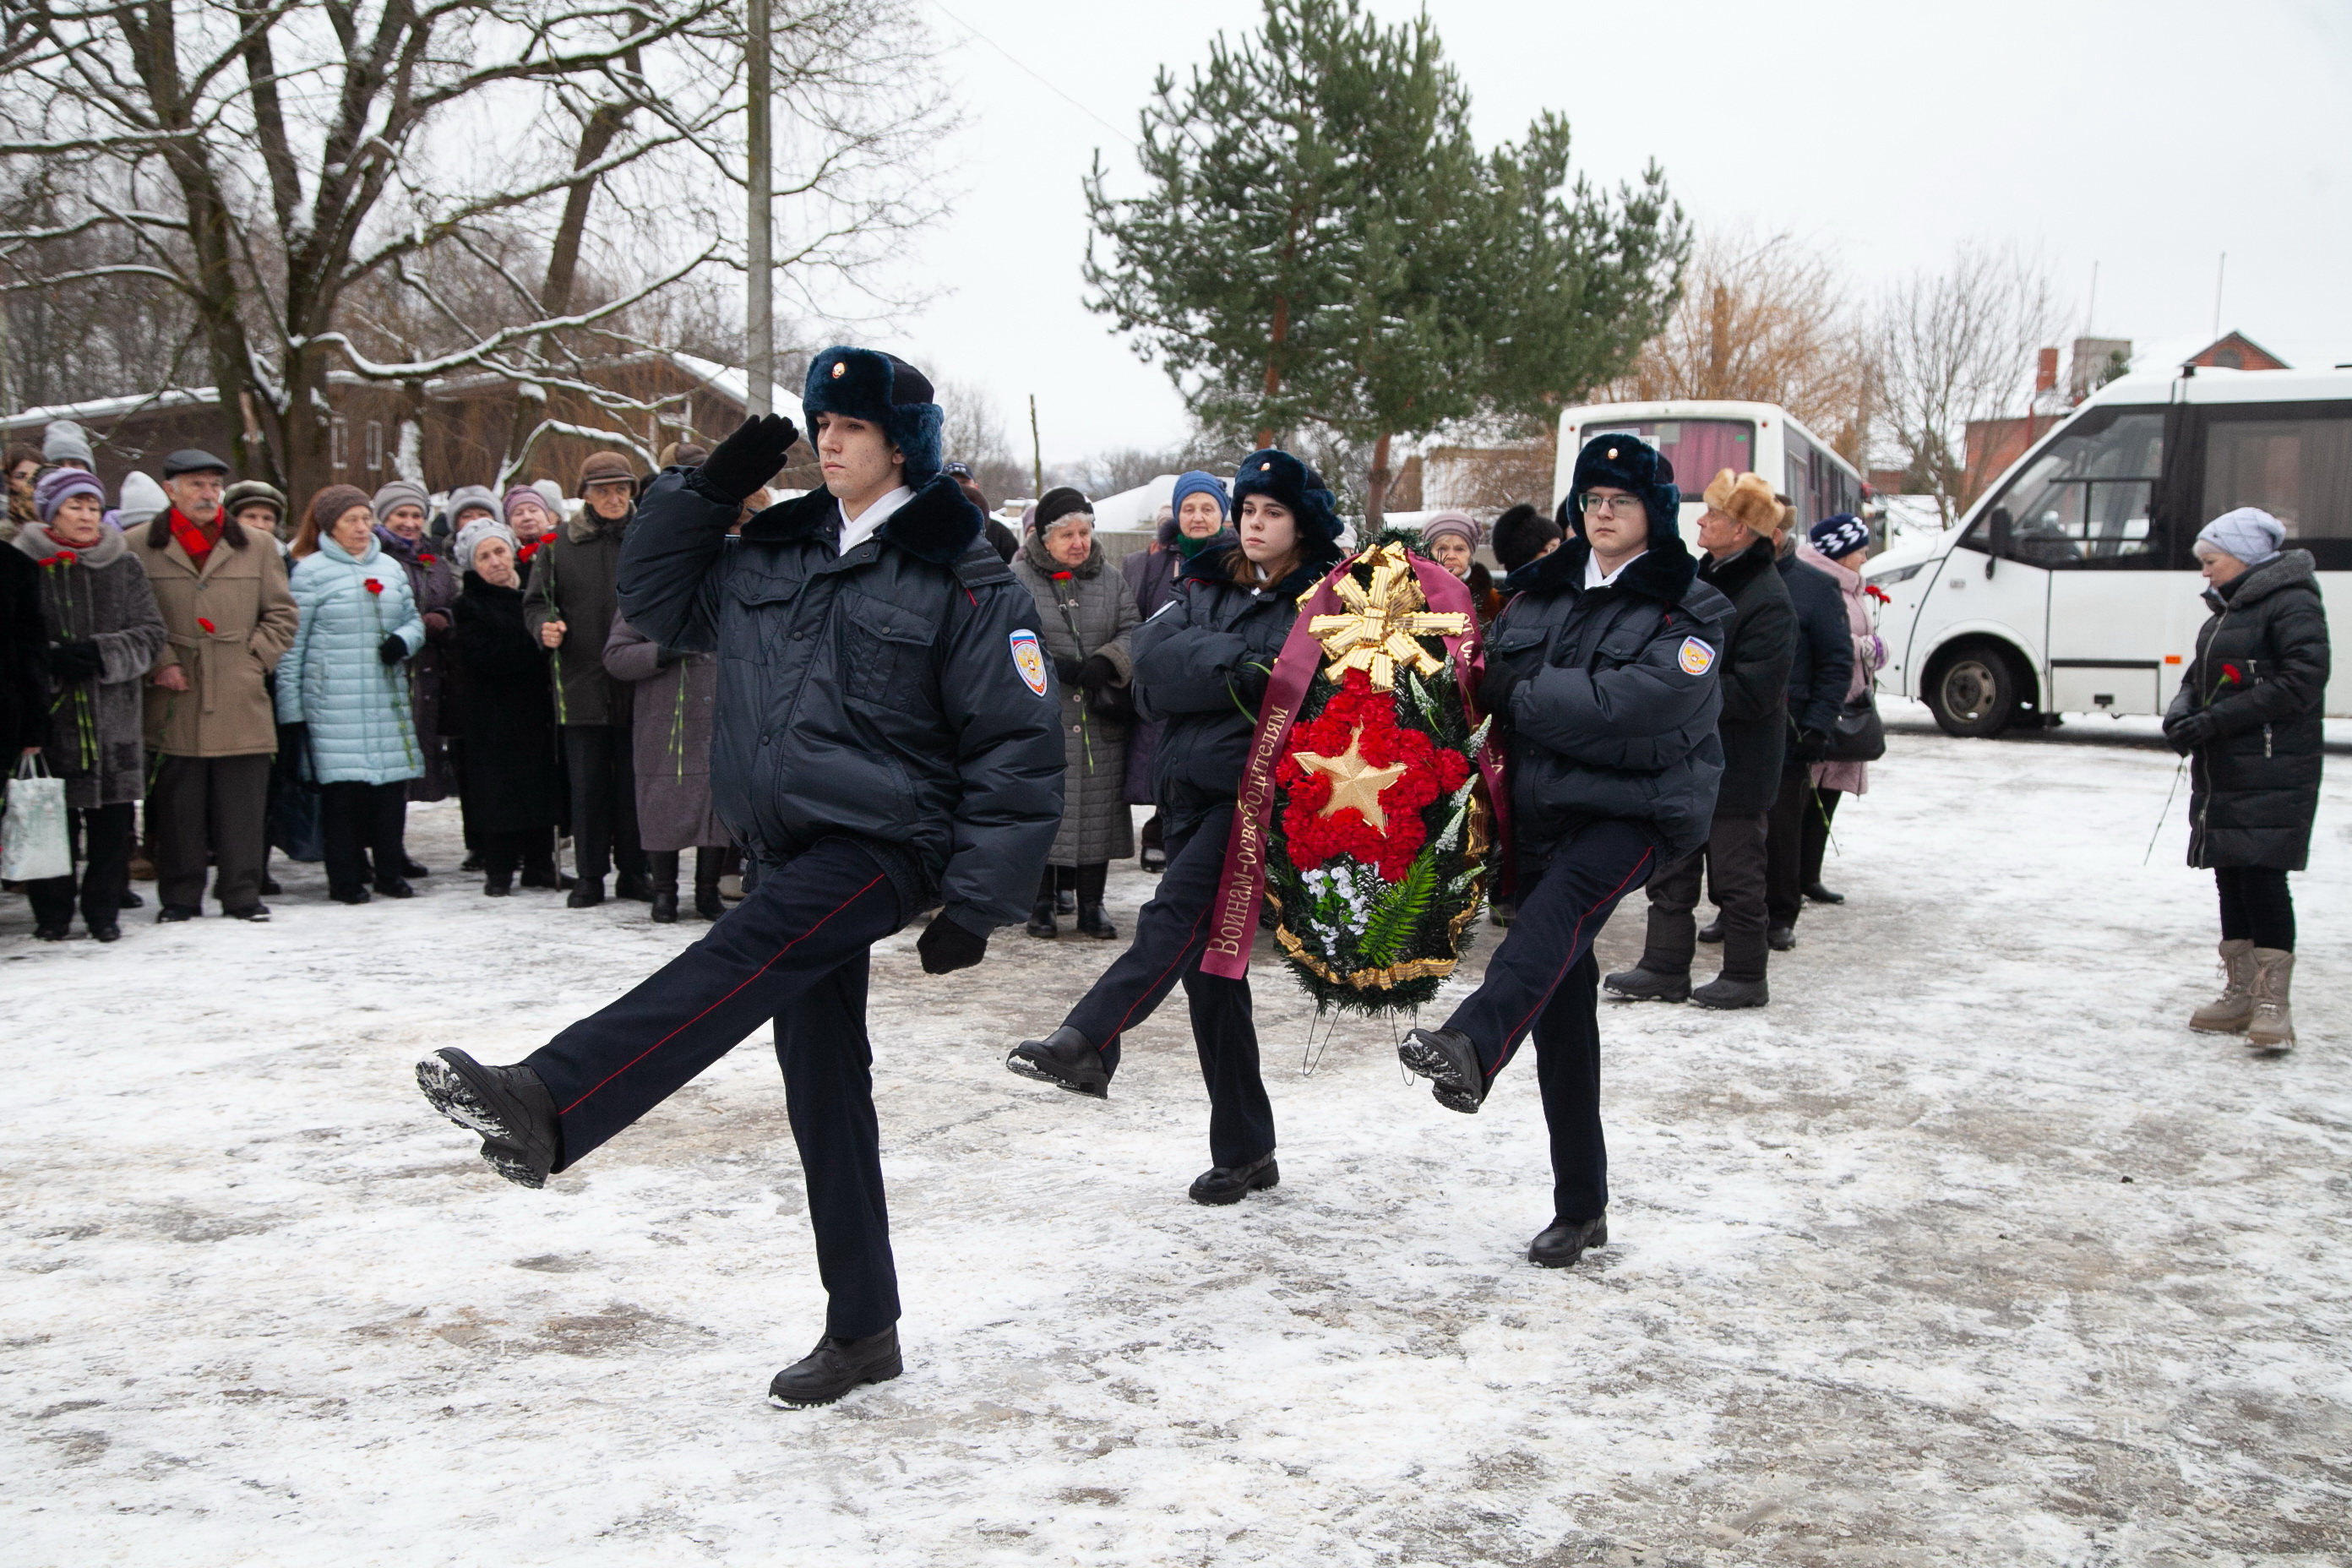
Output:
[1028, 394, 1043, 498]
[744, 0, 772, 417]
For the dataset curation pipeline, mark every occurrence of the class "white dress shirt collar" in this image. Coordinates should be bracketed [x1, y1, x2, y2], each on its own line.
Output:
[1584, 547, 1646, 589]
[836, 484, 915, 558]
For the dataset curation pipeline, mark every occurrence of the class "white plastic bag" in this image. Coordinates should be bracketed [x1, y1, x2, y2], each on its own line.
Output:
[2, 754, 69, 882]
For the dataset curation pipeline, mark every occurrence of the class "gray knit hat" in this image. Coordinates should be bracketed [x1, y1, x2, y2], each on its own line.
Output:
[371, 479, 430, 524]
[453, 515, 520, 576]
[41, 420, 94, 467]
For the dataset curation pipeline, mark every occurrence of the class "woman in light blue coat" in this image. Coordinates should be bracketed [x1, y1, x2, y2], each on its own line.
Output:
[279, 484, 426, 904]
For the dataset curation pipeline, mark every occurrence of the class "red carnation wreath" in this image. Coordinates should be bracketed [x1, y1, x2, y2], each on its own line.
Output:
[1275, 668, 1469, 882]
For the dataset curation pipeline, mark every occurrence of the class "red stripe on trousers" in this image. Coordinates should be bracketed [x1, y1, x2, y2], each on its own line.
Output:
[559, 871, 890, 1114]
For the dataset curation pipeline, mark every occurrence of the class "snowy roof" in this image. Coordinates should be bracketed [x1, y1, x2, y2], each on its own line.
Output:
[0, 384, 221, 431]
[1087, 473, 1181, 532]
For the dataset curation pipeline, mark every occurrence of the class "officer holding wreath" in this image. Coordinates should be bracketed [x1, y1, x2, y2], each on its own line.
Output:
[1397, 433, 1731, 1269]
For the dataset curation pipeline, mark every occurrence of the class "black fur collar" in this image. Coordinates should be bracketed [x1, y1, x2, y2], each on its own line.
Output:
[740, 472, 982, 564]
[1697, 536, 1777, 597]
[1503, 531, 1699, 604]
[1179, 533, 1335, 598]
[2208, 547, 2317, 610]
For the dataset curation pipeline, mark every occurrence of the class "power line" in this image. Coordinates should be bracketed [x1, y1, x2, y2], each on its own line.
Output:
[925, 0, 1137, 148]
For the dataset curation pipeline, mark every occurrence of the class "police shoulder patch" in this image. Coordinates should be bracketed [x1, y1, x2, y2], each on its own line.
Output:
[1677, 636, 1716, 677]
[1010, 629, 1049, 696]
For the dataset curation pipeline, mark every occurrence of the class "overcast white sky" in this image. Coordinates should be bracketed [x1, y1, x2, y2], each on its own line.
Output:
[838, 0, 2352, 466]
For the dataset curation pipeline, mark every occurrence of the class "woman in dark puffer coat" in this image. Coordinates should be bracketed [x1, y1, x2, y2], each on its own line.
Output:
[450, 518, 565, 894]
[1121, 471, 1232, 871]
[2165, 508, 2329, 1054]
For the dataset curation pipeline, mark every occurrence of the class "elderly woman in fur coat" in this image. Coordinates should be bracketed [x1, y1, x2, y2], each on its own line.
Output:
[1012, 487, 1139, 939]
[15, 468, 167, 939]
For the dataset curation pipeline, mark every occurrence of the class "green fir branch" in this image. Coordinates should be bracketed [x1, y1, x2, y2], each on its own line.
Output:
[1359, 851, 1438, 969]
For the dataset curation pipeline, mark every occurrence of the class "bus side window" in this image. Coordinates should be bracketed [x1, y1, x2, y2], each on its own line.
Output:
[2200, 406, 2352, 570]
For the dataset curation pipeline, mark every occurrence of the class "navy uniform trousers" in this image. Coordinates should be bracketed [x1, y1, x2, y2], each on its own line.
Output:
[1061, 803, 1277, 1171]
[1440, 818, 1658, 1224]
[525, 837, 905, 1339]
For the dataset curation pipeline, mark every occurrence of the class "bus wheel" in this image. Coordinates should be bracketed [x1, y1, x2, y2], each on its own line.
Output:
[1928, 648, 2017, 738]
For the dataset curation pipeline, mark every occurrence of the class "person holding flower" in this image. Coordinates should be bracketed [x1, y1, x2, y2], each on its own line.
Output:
[372, 480, 459, 814]
[282, 486, 427, 903]
[1010, 487, 1139, 939]
[1007, 449, 1343, 1206]
[14, 468, 166, 939]
[450, 515, 565, 895]
[2165, 508, 2329, 1053]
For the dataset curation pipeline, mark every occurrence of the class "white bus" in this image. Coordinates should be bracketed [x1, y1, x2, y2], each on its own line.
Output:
[1551, 399, 1866, 552]
[1864, 365, 2352, 735]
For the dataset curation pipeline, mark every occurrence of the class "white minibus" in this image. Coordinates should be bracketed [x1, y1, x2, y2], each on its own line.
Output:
[1863, 366, 2351, 734]
[1551, 399, 1866, 551]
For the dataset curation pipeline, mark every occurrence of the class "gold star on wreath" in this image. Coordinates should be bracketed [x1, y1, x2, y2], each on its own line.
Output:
[1306, 542, 1469, 690]
[1290, 728, 1412, 831]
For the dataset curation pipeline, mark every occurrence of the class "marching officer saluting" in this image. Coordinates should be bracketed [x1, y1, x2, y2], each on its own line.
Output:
[416, 348, 1064, 1407]
[1397, 433, 1730, 1268]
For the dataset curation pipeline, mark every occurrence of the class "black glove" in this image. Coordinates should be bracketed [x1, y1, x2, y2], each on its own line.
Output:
[1794, 728, 1831, 763]
[2165, 710, 2218, 755]
[917, 912, 988, 975]
[1077, 653, 1119, 693]
[1053, 653, 1084, 687]
[48, 640, 103, 683]
[378, 633, 409, 666]
[696, 412, 800, 504]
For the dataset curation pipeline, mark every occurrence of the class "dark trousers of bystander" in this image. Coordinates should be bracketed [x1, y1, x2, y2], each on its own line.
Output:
[1061, 804, 1275, 1172]
[525, 838, 906, 1340]
[321, 781, 408, 896]
[1801, 786, 1843, 890]
[150, 753, 271, 913]
[26, 802, 134, 932]
[1440, 819, 1658, 1224]
[1765, 761, 1821, 928]
[562, 724, 645, 886]
[1643, 811, 1771, 981]
[2216, 866, 2295, 951]
[476, 828, 558, 885]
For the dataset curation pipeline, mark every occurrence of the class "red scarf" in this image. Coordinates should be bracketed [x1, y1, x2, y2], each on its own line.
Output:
[167, 506, 223, 569]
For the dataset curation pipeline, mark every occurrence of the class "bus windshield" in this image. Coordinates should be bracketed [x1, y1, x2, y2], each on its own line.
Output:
[1583, 419, 1754, 493]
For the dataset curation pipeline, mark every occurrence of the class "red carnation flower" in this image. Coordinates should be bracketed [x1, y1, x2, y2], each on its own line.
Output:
[197, 617, 217, 634]
[2220, 662, 2242, 683]
[1865, 582, 1891, 604]
[419, 553, 437, 564]
[364, 578, 384, 596]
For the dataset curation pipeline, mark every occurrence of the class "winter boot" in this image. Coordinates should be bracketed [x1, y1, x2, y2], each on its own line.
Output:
[373, 875, 415, 899]
[483, 867, 513, 897]
[648, 851, 680, 923]
[1603, 964, 1690, 1003]
[1691, 974, 1769, 1010]
[416, 1048, 563, 1189]
[614, 865, 655, 902]
[567, 877, 606, 908]
[1398, 1026, 1487, 1114]
[1767, 924, 1797, 951]
[693, 848, 725, 920]
[2246, 949, 2296, 1053]
[1528, 1214, 1609, 1269]
[2189, 939, 2256, 1033]
[1006, 1026, 1112, 1097]
[1804, 882, 1845, 904]
[767, 1326, 902, 1408]
[1189, 1152, 1279, 1206]
[1075, 901, 1118, 939]
[1056, 887, 1075, 915]
[1073, 862, 1115, 939]
[1697, 916, 1723, 944]
[1024, 894, 1059, 939]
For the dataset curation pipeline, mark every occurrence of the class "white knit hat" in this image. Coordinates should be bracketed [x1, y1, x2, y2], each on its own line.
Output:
[2196, 507, 2285, 568]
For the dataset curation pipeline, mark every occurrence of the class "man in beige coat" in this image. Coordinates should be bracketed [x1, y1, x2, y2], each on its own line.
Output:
[133, 449, 298, 920]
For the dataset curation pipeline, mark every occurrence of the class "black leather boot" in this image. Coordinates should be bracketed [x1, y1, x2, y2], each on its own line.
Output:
[648, 852, 679, 923]
[567, 877, 606, 908]
[1603, 965, 1690, 1003]
[1397, 1026, 1488, 1113]
[1073, 862, 1114, 938]
[1024, 894, 1058, 939]
[1189, 1152, 1279, 1206]
[483, 867, 513, 897]
[1006, 1025, 1111, 1097]
[767, 1326, 902, 1407]
[1528, 1213, 1609, 1268]
[416, 1048, 563, 1188]
[693, 847, 725, 920]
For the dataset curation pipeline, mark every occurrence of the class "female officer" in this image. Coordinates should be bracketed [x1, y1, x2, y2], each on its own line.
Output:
[1007, 449, 1343, 1206]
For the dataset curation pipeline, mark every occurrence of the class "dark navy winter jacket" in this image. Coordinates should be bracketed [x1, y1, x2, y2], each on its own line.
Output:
[1777, 550, 1854, 744]
[615, 470, 1065, 935]
[1133, 540, 1339, 841]
[1483, 531, 1732, 864]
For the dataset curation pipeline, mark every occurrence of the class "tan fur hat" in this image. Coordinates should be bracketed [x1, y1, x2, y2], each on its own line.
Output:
[1702, 469, 1780, 536]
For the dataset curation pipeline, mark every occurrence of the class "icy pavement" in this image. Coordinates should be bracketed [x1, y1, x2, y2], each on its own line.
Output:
[3, 710, 2349, 1566]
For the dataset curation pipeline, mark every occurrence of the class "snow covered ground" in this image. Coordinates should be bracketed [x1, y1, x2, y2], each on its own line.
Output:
[5, 708, 2349, 1566]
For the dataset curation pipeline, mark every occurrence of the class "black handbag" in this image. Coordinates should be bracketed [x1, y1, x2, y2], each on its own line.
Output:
[1824, 689, 1886, 763]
